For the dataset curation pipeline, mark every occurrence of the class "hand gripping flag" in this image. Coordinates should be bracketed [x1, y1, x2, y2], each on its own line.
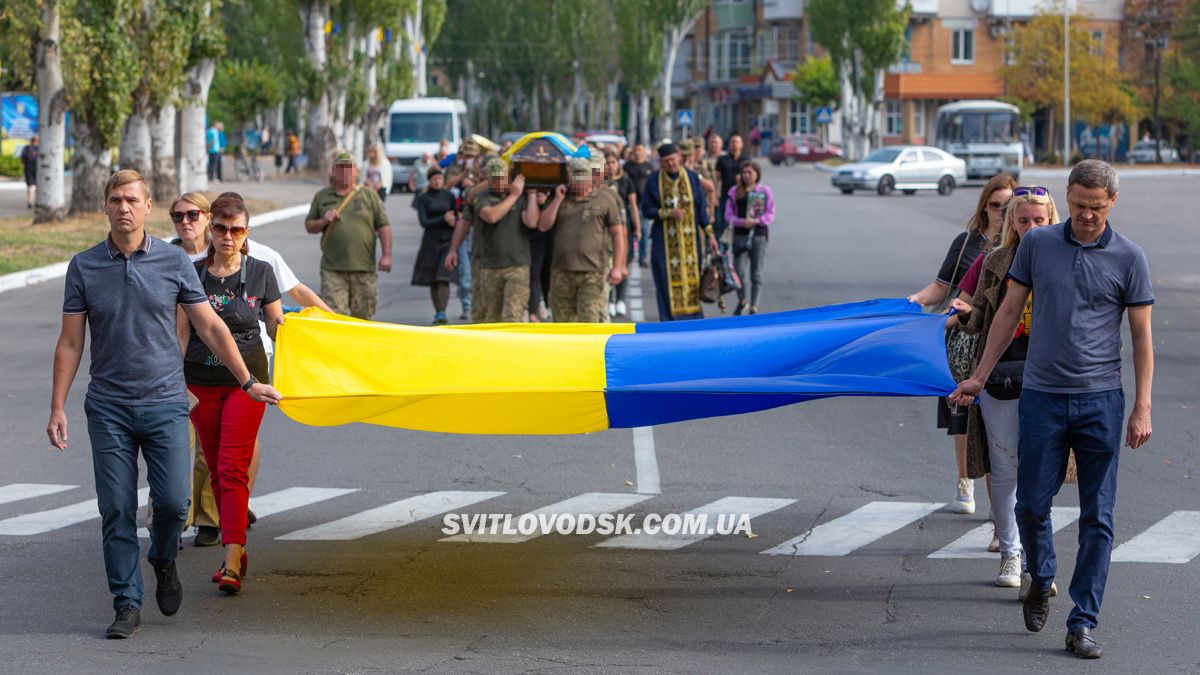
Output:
[274, 299, 956, 435]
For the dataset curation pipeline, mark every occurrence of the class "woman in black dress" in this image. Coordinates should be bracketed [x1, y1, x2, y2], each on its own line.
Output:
[411, 167, 458, 324]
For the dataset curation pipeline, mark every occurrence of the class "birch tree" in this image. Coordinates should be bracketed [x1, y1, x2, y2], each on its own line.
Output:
[655, 0, 706, 139]
[808, 0, 909, 160]
[35, 0, 69, 222]
[178, 0, 223, 193]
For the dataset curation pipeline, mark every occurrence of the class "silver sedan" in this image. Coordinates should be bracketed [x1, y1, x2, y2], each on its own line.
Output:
[831, 146, 968, 196]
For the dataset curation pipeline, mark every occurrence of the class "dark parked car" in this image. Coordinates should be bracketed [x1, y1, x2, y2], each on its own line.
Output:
[768, 135, 843, 165]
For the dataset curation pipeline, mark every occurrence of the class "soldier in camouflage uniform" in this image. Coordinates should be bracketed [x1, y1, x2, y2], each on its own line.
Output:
[448, 159, 539, 322]
[538, 158, 627, 322]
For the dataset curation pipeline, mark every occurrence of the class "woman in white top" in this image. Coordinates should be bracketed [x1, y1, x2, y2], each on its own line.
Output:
[363, 145, 393, 202]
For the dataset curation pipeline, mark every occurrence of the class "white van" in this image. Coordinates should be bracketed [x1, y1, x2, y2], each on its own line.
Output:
[385, 97, 468, 190]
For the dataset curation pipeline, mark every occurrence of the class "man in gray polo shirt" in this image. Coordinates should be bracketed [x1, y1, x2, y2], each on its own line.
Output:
[952, 160, 1154, 659]
[47, 170, 282, 639]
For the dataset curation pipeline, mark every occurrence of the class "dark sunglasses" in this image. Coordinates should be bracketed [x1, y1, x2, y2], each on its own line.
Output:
[211, 222, 248, 237]
[1012, 186, 1050, 198]
[170, 209, 203, 224]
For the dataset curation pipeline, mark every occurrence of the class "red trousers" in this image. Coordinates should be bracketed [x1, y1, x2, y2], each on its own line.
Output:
[188, 384, 265, 546]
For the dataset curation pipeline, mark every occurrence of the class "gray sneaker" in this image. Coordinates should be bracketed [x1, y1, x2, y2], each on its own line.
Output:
[997, 552, 1022, 587]
[106, 606, 141, 639]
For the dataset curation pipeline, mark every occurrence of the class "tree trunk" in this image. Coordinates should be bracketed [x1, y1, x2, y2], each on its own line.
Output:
[300, 0, 334, 175]
[148, 103, 177, 203]
[70, 123, 113, 214]
[178, 58, 215, 192]
[404, 0, 426, 97]
[606, 81, 618, 132]
[628, 93, 638, 143]
[119, 108, 152, 175]
[639, 90, 651, 147]
[34, 0, 68, 223]
[530, 81, 541, 130]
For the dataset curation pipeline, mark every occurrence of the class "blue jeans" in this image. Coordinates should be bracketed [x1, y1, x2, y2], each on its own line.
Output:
[85, 396, 191, 610]
[457, 230, 472, 312]
[1016, 388, 1124, 631]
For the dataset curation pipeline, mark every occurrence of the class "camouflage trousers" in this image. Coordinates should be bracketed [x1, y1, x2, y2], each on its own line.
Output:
[549, 269, 610, 323]
[321, 269, 378, 319]
[477, 265, 531, 323]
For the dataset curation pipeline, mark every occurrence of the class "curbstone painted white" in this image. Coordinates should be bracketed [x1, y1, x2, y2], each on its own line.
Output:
[0, 202, 309, 296]
[0, 182, 28, 192]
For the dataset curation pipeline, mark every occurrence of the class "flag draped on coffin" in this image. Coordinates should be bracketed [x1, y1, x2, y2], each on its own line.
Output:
[273, 298, 956, 435]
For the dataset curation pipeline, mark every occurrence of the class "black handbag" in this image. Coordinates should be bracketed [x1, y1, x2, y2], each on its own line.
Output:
[985, 360, 1025, 400]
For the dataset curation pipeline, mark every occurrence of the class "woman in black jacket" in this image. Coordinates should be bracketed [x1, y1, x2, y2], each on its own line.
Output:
[411, 167, 458, 324]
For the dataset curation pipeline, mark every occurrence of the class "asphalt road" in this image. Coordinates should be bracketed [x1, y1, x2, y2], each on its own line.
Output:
[1, 164, 1197, 674]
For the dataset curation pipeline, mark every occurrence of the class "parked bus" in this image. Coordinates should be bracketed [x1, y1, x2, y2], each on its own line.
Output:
[385, 97, 468, 190]
[935, 100, 1022, 181]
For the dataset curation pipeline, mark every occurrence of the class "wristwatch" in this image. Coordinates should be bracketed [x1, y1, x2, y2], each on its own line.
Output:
[241, 374, 258, 392]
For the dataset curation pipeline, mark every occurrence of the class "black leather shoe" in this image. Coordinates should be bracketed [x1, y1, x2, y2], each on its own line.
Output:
[1066, 627, 1103, 659]
[152, 561, 183, 616]
[1022, 585, 1052, 632]
[246, 509, 257, 529]
[106, 606, 141, 639]
[194, 526, 220, 547]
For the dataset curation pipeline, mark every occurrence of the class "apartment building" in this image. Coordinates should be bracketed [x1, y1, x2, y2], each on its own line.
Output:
[676, 0, 1125, 154]
[883, 0, 1124, 150]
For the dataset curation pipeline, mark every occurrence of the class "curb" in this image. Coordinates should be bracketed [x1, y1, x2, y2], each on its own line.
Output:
[0, 202, 310, 296]
[0, 182, 27, 192]
[1024, 166, 1200, 178]
[813, 162, 839, 175]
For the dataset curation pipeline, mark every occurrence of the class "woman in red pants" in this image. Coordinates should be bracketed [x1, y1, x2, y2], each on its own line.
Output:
[179, 193, 282, 595]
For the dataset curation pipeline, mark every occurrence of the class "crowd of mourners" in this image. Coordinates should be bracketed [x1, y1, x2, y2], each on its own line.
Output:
[47, 127, 1153, 662]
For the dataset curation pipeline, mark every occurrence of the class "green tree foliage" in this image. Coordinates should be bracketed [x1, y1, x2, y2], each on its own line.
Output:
[209, 59, 285, 135]
[1163, 0, 1200, 143]
[64, 0, 140, 150]
[791, 55, 839, 109]
[0, 1, 40, 92]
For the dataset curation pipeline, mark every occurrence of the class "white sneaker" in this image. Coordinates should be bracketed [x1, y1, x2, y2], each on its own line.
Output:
[616, 300, 628, 316]
[951, 477, 975, 514]
[1019, 572, 1058, 601]
[997, 552, 1022, 587]
[608, 302, 617, 318]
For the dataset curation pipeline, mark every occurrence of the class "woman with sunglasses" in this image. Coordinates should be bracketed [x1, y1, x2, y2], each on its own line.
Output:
[951, 186, 1059, 592]
[906, 173, 1016, 520]
[179, 193, 282, 595]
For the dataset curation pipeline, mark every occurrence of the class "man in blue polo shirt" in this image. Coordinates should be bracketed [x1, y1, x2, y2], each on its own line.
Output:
[47, 170, 282, 639]
[952, 160, 1154, 660]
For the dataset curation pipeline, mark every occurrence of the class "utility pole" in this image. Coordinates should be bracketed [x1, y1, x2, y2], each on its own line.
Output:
[1063, 6, 1070, 166]
[1153, 37, 1163, 163]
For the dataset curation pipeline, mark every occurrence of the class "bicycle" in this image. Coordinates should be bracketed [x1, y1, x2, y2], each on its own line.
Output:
[234, 145, 263, 182]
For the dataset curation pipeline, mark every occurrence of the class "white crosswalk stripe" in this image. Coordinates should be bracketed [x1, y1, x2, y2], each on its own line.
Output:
[277, 490, 505, 541]
[440, 492, 652, 544]
[0, 483, 77, 506]
[760, 501, 944, 557]
[136, 487, 359, 540]
[927, 506, 1082, 559]
[1112, 511, 1200, 563]
[0, 488, 149, 536]
[595, 496, 796, 551]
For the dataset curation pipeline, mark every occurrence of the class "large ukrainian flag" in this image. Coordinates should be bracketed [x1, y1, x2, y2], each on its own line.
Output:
[274, 299, 956, 435]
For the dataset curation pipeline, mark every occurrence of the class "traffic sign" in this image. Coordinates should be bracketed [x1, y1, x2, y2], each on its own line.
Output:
[816, 106, 833, 125]
[676, 109, 694, 128]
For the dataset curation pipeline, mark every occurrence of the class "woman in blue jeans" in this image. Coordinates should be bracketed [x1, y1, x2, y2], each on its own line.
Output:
[723, 161, 775, 315]
[952, 187, 1058, 591]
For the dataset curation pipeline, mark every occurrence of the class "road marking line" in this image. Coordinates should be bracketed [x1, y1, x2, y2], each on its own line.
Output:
[0, 483, 77, 506]
[276, 490, 505, 541]
[927, 506, 1081, 559]
[595, 496, 795, 550]
[760, 501, 944, 557]
[440, 492, 653, 543]
[1112, 511, 1200, 563]
[136, 486, 359, 539]
[0, 488, 149, 536]
[633, 427, 660, 495]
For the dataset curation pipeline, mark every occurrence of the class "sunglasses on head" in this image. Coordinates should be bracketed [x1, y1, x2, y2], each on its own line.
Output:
[211, 222, 248, 237]
[1012, 186, 1050, 198]
[170, 209, 203, 224]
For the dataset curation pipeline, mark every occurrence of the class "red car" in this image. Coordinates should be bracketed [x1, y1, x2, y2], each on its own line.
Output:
[768, 135, 842, 165]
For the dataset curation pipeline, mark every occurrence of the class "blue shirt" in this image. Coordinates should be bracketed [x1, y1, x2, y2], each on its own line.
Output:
[63, 234, 208, 405]
[1007, 220, 1154, 394]
[206, 126, 222, 154]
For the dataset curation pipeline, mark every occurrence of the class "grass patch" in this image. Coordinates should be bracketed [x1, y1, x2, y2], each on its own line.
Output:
[0, 194, 279, 275]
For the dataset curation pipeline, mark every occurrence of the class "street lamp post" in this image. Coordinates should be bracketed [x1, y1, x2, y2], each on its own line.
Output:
[1063, 6, 1070, 166]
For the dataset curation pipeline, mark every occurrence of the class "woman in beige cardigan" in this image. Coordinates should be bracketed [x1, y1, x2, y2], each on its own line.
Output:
[952, 187, 1058, 591]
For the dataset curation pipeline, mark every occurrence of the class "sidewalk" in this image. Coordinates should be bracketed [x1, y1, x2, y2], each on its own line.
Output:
[0, 168, 326, 221]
